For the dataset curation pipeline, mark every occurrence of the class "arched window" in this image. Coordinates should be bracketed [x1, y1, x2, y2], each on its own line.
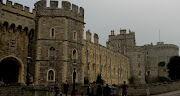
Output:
[50, 28, 55, 37]
[73, 31, 77, 40]
[72, 49, 77, 60]
[17, 25, 22, 32]
[47, 69, 55, 81]
[146, 71, 151, 76]
[3, 22, 8, 31]
[24, 27, 28, 35]
[10, 24, 15, 32]
[29, 29, 35, 39]
[49, 47, 55, 57]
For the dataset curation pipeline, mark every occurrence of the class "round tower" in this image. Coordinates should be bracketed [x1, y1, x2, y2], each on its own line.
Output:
[34, 0, 85, 85]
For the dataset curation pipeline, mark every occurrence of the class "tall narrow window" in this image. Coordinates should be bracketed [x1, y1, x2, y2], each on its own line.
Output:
[72, 49, 77, 60]
[93, 64, 95, 71]
[48, 70, 55, 81]
[139, 71, 141, 76]
[49, 47, 55, 57]
[147, 71, 150, 76]
[3, 22, 8, 31]
[17, 25, 22, 32]
[50, 28, 55, 37]
[73, 31, 77, 40]
[10, 24, 15, 32]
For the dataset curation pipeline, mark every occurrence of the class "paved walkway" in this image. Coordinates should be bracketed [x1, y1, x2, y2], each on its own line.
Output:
[151, 90, 180, 96]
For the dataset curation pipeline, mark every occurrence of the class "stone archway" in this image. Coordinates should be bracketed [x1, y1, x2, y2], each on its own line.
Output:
[0, 56, 24, 84]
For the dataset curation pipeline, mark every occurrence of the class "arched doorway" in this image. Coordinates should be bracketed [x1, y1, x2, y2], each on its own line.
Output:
[0, 57, 23, 84]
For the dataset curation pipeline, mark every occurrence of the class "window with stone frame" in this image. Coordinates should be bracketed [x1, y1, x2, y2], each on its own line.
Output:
[139, 71, 141, 76]
[49, 47, 55, 57]
[72, 49, 77, 60]
[48, 70, 55, 81]
[73, 31, 77, 40]
[93, 64, 95, 71]
[50, 27, 55, 37]
[147, 71, 151, 75]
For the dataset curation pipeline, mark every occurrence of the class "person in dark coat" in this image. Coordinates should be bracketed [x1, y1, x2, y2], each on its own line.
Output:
[54, 82, 59, 96]
[121, 81, 128, 96]
[87, 83, 94, 96]
[64, 80, 69, 96]
[103, 84, 111, 96]
[96, 85, 102, 96]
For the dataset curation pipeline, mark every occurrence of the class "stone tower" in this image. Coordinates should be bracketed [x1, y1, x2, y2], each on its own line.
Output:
[143, 42, 179, 83]
[0, 0, 36, 84]
[34, 0, 85, 85]
[107, 29, 146, 84]
[107, 29, 135, 55]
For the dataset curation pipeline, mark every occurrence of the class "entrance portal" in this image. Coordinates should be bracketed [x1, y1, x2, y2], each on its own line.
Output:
[0, 57, 21, 84]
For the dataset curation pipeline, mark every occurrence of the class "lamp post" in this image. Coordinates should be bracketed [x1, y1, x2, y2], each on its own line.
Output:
[26, 56, 31, 86]
[72, 68, 76, 96]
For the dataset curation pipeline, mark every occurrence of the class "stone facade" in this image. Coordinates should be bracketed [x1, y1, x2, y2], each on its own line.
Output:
[107, 29, 179, 84]
[83, 30, 130, 85]
[143, 42, 179, 82]
[0, 0, 130, 87]
[107, 29, 146, 84]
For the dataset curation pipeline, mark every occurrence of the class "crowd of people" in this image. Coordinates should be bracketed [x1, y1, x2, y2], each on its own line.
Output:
[49, 81, 128, 96]
[87, 81, 128, 96]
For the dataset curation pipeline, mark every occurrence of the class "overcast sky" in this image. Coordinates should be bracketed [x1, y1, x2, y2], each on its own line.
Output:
[3, 0, 180, 48]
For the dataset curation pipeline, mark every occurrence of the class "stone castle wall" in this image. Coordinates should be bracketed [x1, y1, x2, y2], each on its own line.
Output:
[126, 47, 146, 84]
[107, 29, 179, 84]
[143, 42, 179, 82]
[83, 30, 130, 85]
[0, 0, 37, 84]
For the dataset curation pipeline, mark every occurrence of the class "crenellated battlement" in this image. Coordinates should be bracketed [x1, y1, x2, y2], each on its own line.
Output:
[1, 0, 36, 19]
[35, 0, 84, 23]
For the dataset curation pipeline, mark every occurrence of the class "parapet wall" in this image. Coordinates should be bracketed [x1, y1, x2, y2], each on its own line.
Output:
[35, 0, 84, 23]
[1, 0, 36, 19]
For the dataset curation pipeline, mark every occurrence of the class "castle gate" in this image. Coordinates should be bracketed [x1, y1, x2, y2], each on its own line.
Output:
[0, 57, 24, 84]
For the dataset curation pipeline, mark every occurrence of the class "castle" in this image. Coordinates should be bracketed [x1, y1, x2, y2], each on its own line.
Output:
[107, 29, 179, 83]
[0, 0, 179, 88]
[0, 0, 130, 87]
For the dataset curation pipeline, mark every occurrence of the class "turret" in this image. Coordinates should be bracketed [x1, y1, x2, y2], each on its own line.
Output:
[111, 30, 115, 35]
[86, 30, 92, 42]
[35, 0, 84, 23]
[94, 33, 99, 44]
[120, 29, 126, 35]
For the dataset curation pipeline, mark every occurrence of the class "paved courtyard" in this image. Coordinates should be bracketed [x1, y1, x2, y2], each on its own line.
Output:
[152, 90, 180, 96]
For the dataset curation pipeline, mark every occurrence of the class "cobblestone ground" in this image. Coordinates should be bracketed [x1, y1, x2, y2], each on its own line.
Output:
[152, 90, 180, 96]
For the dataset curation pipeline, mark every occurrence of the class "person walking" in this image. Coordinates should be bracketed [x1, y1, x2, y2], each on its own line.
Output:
[121, 81, 128, 96]
[87, 83, 94, 96]
[103, 84, 111, 96]
[54, 82, 60, 96]
[64, 80, 69, 96]
[96, 85, 102, 96]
